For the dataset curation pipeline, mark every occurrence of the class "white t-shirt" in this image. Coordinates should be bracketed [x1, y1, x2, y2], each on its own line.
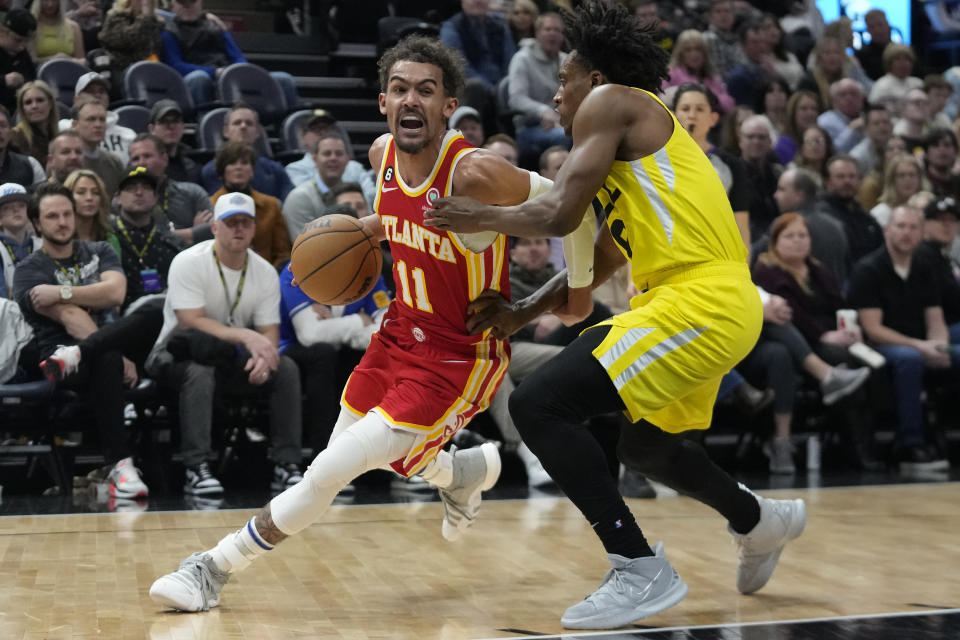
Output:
[152, 239, 280, 352]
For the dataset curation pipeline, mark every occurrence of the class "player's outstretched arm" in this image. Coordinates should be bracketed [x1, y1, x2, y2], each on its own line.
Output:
[425, 85, 630, 238]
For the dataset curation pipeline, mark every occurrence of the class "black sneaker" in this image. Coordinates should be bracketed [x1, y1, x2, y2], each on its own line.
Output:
[184, 462, 224, 495]
[271, 463, 303, 491]
[899, 445, 949, 473]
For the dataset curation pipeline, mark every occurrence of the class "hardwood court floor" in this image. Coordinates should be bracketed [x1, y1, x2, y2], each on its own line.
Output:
[0, 482, 957, 639]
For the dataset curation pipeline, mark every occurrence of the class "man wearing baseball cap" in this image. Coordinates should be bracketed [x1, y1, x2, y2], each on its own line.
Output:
[0, 9, 37, 114]
[146, 189, 305, 496]
[284, 108, 375, 206]
[0, 182, 39, 297]
[110, 166, 187, 310]
[148, 99, 200, 184]
[57, 72, 135, 163]
[919, 196, 960, 340]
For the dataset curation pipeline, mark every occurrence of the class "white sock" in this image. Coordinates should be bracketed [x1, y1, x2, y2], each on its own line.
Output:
[420, 449, 454, 488]
[208, 516, 274, 573]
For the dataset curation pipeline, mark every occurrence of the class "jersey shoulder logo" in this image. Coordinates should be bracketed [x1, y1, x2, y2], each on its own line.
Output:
[383, 166, 394, 183]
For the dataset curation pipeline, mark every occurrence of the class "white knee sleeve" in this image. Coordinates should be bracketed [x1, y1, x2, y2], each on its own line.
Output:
[271, 412, 418, 535]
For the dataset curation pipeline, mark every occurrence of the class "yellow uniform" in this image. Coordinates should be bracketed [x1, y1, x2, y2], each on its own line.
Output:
[590, 89, 762, 432]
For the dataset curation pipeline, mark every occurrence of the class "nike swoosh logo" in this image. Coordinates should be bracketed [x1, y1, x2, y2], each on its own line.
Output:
[381, 187, 398, 193]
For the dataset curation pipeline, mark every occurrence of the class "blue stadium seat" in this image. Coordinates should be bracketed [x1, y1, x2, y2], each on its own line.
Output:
[196, 107, 273, 158]
[122, 61, 201, 121]
[114, 104, 151, 133]
[216, 63, 288, 124]
[37, 59, 89, 107]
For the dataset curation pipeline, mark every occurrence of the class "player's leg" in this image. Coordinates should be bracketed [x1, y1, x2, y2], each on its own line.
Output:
[149, 411, 418, 612]
[509, 326, 688, 629]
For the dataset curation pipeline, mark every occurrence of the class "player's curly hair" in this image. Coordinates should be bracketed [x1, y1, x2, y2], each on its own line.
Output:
[563, 0, 669, 93]
[378, 35, 466, 99]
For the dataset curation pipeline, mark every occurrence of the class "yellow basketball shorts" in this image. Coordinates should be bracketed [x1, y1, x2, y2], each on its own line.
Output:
[591, 262, 762, 433]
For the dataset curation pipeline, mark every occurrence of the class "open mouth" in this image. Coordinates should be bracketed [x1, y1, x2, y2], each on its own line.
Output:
[400, 114, 424, 131]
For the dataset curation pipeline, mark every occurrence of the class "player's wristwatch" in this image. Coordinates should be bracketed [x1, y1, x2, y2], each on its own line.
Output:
[59, 284, 73, 301]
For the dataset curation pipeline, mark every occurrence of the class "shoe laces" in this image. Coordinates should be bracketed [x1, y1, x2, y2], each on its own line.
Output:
[180, 555, 218, 610]
[194, 463, 215, 482]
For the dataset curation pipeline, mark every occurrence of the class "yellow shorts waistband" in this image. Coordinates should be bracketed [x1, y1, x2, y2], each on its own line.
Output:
[643, 261, 751, 289]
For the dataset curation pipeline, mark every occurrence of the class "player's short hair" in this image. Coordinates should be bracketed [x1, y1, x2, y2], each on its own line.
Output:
[563, 0, 669, 93]
[378, 35, 466, 99]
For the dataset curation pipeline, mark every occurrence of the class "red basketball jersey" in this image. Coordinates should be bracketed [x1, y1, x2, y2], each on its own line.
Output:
[374, 130, 511, 355]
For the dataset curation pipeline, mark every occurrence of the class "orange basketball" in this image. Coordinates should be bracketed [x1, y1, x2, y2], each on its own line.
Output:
[290, 214, 382, 305]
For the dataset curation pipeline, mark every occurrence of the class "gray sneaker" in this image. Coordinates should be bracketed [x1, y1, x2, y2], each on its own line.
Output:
[149, 552, 230, 611]
[561, 542, 688, 629]
[764, 437, 796, 475]
[820, 365, 870, 405]
[729, 494, 806, 594]
[438, 442, 501, 541]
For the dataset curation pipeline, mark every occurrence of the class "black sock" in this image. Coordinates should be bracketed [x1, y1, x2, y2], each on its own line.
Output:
[591, 507, 654, 558]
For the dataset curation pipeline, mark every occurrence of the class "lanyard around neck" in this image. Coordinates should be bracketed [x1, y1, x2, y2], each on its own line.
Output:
[41, 246, 81, 284]
[212, 248, 248, 325]
[116, 219, 157, 263]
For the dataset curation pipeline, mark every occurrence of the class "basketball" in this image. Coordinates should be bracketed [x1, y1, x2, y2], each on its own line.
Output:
[290, 214, 382, 305]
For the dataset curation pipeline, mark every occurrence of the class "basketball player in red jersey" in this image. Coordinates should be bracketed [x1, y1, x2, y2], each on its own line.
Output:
[149, 35, 594, 612]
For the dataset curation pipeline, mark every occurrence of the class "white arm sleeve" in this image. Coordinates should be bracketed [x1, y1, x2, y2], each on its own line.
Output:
[291, 310, 364, 347]
[562, 206, 597, 288]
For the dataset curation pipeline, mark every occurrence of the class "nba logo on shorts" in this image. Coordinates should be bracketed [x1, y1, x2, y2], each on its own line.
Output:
[412, 327, 426, 342]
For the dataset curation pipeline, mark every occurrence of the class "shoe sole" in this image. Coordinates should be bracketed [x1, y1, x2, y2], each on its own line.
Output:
[149, 580, 216, 612]
[822, 369, 870, 405]
[738, 499, 807, 595]
[184, 486, 224, 496]
[561, 573, 689, 629]
[900, 460, 950, 472]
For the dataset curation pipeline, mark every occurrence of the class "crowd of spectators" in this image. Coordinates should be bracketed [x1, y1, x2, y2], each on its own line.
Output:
[1, 0, 960, 506]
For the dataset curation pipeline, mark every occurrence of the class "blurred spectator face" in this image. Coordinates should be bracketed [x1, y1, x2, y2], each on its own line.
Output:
[510, 1, 536, 34]
[800, 127, 828, 163]
[634, 3, 658, 28]
[315, 136, 349, 186]
[864, 108, 892, 147]
[925, 203, 958, 245]
[885, 206, 923, 254]
[172, 0, 203, 20]
[889, 53, 914, 80]
[213, 213, 255, 253]
[117, 180, 157, 217]
[0, 199, 27, 234]
[891, 158, 922, 201]
[760, 15, 782, 48]
[80, 82, 110, 109]
[927, 135, 958, 171]
[884, 136, 907, 163]
[510, 237, 551, 271]
[0, 26, 30, 56]
[678, 42, 705, 74]
[864, 11, 891, 46]
[461, 0, 489, 19]
[39, 0, 60, 17]
[774, 170, 807, 213]
[129, 139, 169, 177]
[742, 28, 767, 64]
[48, 135, 83, 176]
[738, 119, 771, 163]
[148, 112, 185, 147]
[457, 115, 484, 147]
[535, 14, 564, 58]
[485, 140, 518, 166]
[301, 121, 336, 154]
[832, 81, 863, 119]
[73, 102, 107, 145]
[825, 159, 861, 200]
[708, 1, 734, 32]
[773, 218, 811, 264]
[817, 40, 844, 76]
[928, 86, 952, 116]
[71, 175, 103, 220]
[794, 94, 820, 132]
[223, 108, 259, 145]
[223, 158, 254, 190]
[0, 111, 10, 151]
[335, 190, 370, 218]
[901, 89, 929, 123]
[674, 89, 718, 144]
[35, 194, 75, 246]
[22, 87, 51, 124]
[540, 148, 567, 180]
[380, 61, 457, 154]
[764, 83, 788, 113]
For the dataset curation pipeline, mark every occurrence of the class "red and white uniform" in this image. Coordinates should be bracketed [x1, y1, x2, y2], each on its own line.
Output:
[342, 131, 511, 477]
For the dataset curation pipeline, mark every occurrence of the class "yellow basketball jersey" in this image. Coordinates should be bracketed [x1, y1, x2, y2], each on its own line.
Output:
[592, 88, 747, 290]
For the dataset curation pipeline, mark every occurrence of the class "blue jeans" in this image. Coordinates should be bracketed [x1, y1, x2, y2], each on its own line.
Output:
[874, 341, 960, 446]
[515, 124, 571, 158]
[184, 70, 300, 109]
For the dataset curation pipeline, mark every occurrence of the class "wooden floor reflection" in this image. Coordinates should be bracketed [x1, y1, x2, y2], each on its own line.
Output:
[0, 482, 957, 639]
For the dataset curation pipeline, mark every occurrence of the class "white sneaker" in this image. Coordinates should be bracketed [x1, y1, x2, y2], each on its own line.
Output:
[438, 442, 501, 541]
[40, 345, 81, 382]
[108, 457, 148, 499]
[729, 493, 806, 594]
[184, 462, 223, 495]
[561, 542, 688, 629]
[150, 552, 230, 612]
[516, 442, 553, 488]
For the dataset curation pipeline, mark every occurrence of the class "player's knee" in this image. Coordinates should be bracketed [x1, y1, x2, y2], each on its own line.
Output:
[617, 422, 680, 477]
[302, 430, 368, 491]
[508, 378, 545, 436]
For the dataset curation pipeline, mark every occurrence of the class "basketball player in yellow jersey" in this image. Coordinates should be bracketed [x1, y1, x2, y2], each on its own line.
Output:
[426, 1, 806, 630]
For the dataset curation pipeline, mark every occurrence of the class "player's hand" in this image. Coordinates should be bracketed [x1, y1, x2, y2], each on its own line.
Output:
[465, 289, 527, 339]
[424, 196, 487, 233]
[554, 284, 593, 326]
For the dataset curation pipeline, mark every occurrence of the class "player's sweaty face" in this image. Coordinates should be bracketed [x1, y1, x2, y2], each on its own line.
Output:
[554, 54, 591, 137]
[380, 61, 456, 154]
